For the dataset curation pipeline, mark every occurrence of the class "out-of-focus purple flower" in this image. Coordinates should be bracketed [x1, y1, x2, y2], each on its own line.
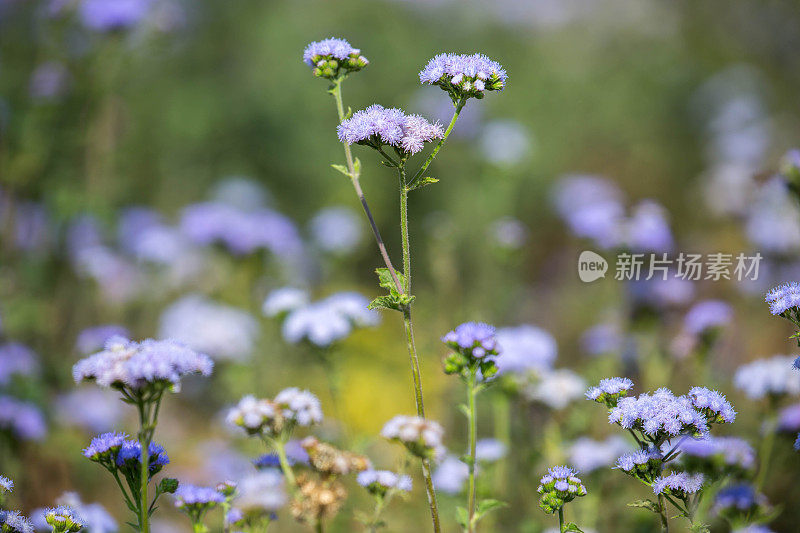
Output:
[777, 402, 800, 432]
[72, 246, 144, 303]
[211, 177, 271, 211]
[551, 174, 625, 248]
[526, 369, 586, 410]
[0, 396, 47, 441]
[180, 202, 302, 257]
[262, 287, 309, 318]
[475, 438, 507, 462]
[580, 321, 623, 356]
[75, 325, 131, 355]
[678, 437, 754, 470]
[0, 343, 39, 385]
[0, 510, 34, 533]
[309, 207, 363, 254]
[55, 389, 124, 432]
[733, 355, 800, 399]
[159, 295, 258, 362]
[357, 470, 412, 494]
[432, 454, 468, 494]
[173, 484, 224, 508]
[281, 292, 379, 346]
[235, 471, 286, 513]
[746, 178, 800, 254]
[2, 199, 52, 254]
[713, 484, 768, 515]
[494, 325, 556, 375]
[66, 214, 104, 256]
[79, 0, 152, 32]
[337, 105, 444, 155]
[479, 120, 531, 166]
[488, 217, 529, 249]
[630, 275, 695, 309]
[626, 200, 673, 252]
[73, 337, 213, 391]
[29, 62, 69, 101]
[569, 436, 632, 473]
[683, 300, 733, 335]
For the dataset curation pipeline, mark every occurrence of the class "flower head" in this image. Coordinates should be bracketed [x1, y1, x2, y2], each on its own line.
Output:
[357, 469, 412, 496]
[83, 432, 128, 462]
[688, 387, 736, 424]
[734, 355, 800, 399]
[652, 472, 704, 497]
[79, 0, 151, 32]
[262, 287, 309, 318]
[527, 369, 587, 410]
[0, 510, 34, 533]
[174, 484, 225, 516]
[586, 377, 634, 407]
[73, 337, 213, 392]
[116, 440, 170, 474]
[303, 38, 368, 79]
[0, 342, 39, 385]
[678, 437, 755, 476]
[494, 325, 556, 375]
[281, 292, 379, 346]
[419, 53, 507, 101]
[0, 475, 12, 494]
[0, 396, 47, 441]
[713, 484, 769, 516]
[683, 300, 733, 335]
[44, 506, 84, 533]
[607, 388, 710, 440]
[442, 322, 501, 379]
[536, 465, 587, 513]
[381, 415, 444, 459]
[568, 436, 632, 473]
[274, 388, 324, 427]
[337, 105, 444, 155]
[226, 395, 280, 435]
[615, 449, 663, 483]
[765, 282, 800, 316]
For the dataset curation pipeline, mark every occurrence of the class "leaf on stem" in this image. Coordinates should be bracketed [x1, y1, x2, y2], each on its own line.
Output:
[410, 177, 439, 191]
[331, 163, 351, 178]
[627, 499, 661, 513]
[368, 268, 415, 312]
[563, 522, 584, 532]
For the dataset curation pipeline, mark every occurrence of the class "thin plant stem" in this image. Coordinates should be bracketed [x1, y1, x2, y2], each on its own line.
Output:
[558, 507, 564, 533]
[315, 519, 324, 533]
[466, 367, 478, 533]
[137, 397, 158, 533]
[657, 494, 669, 532]
[408, 98, 465, 188]
[368, 496, 387, 533]
[272, 436, 298, 492]
[331, 78, 403, 294]
[398, 164, 441, 532]
[755, 415, 778, 491]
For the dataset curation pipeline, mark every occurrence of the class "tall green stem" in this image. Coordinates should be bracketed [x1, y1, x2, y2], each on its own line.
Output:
[408, 98, 465, 188]
[466, 367, 478, 533]
[558, 508, 564, 533]
[657, 494, 669, 532]
[398, 165, 441, 532]
[272, 436, 298, 492]
[137, 395, 160, 533]
[331, 78, 403, 294]
[755, 415, 778, 491]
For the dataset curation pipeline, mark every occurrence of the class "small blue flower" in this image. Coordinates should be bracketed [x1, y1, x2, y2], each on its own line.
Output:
[537, 465, 586, 514]
[174, 484, 225, 508]
[0, 510, 34, 533]
[795, 433, 800, 451]
[303, 38, 368, 78]
[419, 53, 507, 100]
[765, 282, 800, 315]
[586, 377, 634, 401]
[0, 342, 39, 386]
[442, 322, 499, 356]
[254, 454, 284, 470]
[83, 432, 128, 461]
[357, 469, 412, 495]
[337, 105, 444, 155]
[44, 506, 85, 532]
[0, 475, 13, 493]
[614, 449, 660, 472]
[683, 300, 733, 335]
[652, 472, 704, 496]
[688, 387, 736, 424]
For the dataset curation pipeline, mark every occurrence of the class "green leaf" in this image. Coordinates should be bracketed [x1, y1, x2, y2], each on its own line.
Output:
[353, 157, 361, 176]
[476, 499, 507, 516]
[331, 163, 351, 177]
[458, 403, 470, 418]
[411, 176, 439, 190]
[345, 106, 353, 120]
[368, 295, 401, 312]
[375, 268, 404, 296]
[455, 507, 469, 530]
[627, 499, 660, 513]
[563, 523, 584, 533]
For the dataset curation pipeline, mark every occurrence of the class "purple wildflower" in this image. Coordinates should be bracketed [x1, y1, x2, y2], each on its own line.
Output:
[780, 148, 800, 180]
[43, 506, 85, 531]
[607, 388, 709, 439]
[75, 325, 131, 355]
[652, 472, 704, 496]
[0, 476, 12, 493]
[494, 325, 556, 374]
[419, 53, 506, 99]
[777, 403, 800, 431]
[303, 38, 368, 78]
[678, 437, 755, 470]
[615, 449, 661, 473]
[568, 436, 632, 473]
[0, 342, 39, 385]
[73, 337, 213, 391]
[337, 105, 444, 155]
[713, 484, 767, 513]
[79, 0, 151, 32]
[83, 432, 128, 461]
[688, 387, 736, 423]
[0, 510, 34, 533]
[765, 282, 800, 316]
[683, 300, 733, 335]
[174, 484, 225, 508]
[357, 470, 412, 495]
[586, 377, 634, 401]
[0, 396, 47, 441]
[442, 322, 499, 357]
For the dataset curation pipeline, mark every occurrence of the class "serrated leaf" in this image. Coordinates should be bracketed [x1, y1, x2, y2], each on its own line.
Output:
[412, 176, 439, 190]
[331, 163, 351, 177]
[368, 295, 402, 312]
[627, 499, 660, 513]
[455, 507, 469, 529]
[375, 268, 405, 296]
[476, 499, 507, 515]
[563, 523, 584, 533]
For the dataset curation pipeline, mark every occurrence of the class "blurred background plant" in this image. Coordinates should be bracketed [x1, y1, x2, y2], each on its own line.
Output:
[2, 0, 800, 531]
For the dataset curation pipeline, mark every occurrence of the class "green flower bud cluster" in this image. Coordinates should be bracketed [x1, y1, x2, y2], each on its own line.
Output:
[536, 466, 587, 514]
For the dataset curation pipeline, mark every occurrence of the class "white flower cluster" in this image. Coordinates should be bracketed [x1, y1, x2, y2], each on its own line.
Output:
[227, 388, 323, 436]
[381, 415, 444, 458]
